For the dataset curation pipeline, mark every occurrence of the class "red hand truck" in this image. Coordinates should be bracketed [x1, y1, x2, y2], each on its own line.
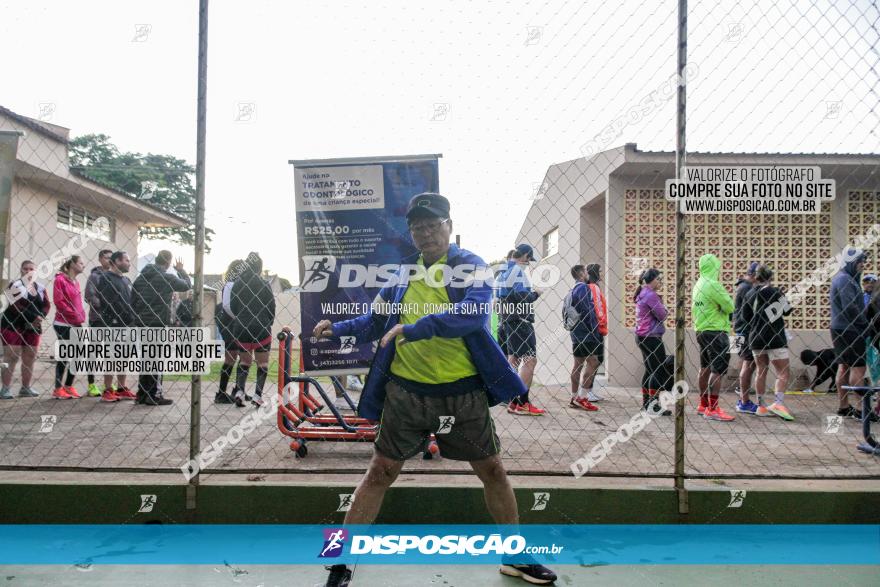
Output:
[276, 327, 440, 459]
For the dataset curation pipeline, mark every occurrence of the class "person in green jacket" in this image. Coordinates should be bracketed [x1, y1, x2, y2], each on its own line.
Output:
[691, 253, 736, 421]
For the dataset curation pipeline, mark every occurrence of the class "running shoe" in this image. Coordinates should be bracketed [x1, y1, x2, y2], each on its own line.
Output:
[86, 383, 102, 397]
[252, 394, 265, 407]
[214, 391, 234, 404]
[521, 402, 546, 416]
[507, 401, 528, 415]
[52, 387, 71, 400]
[17, 387, 39, 398]
[735, 399, 759, 415]
[101, 389, 119, 403]
[697, 405, 707, 415]
[767, 402, 794, 421]
[837, 406, 862, 420]
[645, 400, 671, 416]
[0, 386, 13, 400]
[801, 387, 814, 394]
[233, 388, 246, 408]
[586, 389, 603, 402]
[499, 563, 558, 585]
[325, 564, 352, 587]
[755, 404, 771, 416]
[64, 386, 81, 399]
[569, 397, 599, 412]
[137, 394, 173, 406]
[115, 387, 137, 400]
[705, 407, 735, 421]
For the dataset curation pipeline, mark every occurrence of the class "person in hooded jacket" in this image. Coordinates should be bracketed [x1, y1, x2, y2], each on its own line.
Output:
[0, 260, 50, 399]
[83, 249, 112, 397]
[830, 248, 871, 419]
[214, 259, 245, 404]
[691, 253, 736, 421]
[229, 252, 276, 407]
[741, 265, 794, 421]
[52, 255, 87, 399]
[131, 250, 192, 406]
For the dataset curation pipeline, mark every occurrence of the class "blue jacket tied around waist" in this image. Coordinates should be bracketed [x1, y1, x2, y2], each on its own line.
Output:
[330, 244, 527, 421]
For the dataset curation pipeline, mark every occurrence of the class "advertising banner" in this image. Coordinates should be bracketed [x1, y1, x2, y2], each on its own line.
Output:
[291, 154, 441, 374]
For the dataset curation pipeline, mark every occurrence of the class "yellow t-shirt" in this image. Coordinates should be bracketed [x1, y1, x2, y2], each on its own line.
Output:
[390, 254, 478, 383]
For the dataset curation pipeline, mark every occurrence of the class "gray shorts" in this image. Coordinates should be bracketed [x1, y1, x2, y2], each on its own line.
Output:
[375, 380, 500, 462]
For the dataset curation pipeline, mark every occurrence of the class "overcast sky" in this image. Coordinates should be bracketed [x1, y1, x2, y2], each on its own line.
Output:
[2, 0, 876, 281]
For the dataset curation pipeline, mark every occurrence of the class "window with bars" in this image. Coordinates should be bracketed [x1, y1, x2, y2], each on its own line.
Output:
[56, 202, 114, 241]
[543, 227, 559, 258]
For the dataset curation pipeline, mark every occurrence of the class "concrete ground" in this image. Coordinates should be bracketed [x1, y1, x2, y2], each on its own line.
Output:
[0, 564, 877, 587]
[0, 364, 878, 479]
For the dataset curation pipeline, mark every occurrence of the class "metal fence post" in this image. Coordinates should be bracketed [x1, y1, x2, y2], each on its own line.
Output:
[673, 0, 689, 515]
[187, 0, 209, 511]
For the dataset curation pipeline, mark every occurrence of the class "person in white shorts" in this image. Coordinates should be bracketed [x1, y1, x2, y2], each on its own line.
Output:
[742, 265, 794, 421]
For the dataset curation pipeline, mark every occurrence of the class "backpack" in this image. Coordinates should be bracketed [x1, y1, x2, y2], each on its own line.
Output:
[562, 290, 580, 331]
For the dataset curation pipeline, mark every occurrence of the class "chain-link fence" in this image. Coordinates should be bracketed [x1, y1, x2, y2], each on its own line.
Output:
[0, 1, 878, 487]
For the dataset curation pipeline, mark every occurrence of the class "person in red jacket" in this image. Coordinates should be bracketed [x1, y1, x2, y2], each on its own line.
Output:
[52, 255, 86, 399]
[0, 260, 51, 399]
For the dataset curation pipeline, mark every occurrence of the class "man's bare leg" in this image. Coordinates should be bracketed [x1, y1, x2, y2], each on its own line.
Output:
[739, 360, 755, 402]
[836, 364, 851, 410]
[698, 367, 710, 408]
[343, 451, 405, 524]
[518, 356, 536, 390]
[570, 357, 585, 395]
[839, 365, 867, 411]
[470, 454, 518, 525]
[580, 356, 599, 391]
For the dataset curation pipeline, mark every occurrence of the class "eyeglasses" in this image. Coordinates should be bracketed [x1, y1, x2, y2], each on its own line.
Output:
[408, 218, 449, 234]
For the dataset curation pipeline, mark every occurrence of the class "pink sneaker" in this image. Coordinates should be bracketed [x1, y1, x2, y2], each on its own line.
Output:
[705, 407, 735, 421]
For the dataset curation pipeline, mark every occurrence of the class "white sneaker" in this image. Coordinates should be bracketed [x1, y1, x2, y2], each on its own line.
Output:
[346, 376, 364, 392]
[802, 387, 814, 394]
[586, 390, 603, 402]
[233, 388, 246, 407]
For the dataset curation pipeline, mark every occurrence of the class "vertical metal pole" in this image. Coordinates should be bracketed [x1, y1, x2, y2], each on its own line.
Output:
[673, 0, 689, 514]
[187, 0, 209, 510]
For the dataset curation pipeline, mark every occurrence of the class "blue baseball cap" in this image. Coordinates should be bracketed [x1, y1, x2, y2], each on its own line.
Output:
[747, 261, 759, 275]
[515, 243, 539, 262]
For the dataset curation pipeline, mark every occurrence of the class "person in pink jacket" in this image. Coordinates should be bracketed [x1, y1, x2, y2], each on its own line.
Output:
[52, 255, 86, 399]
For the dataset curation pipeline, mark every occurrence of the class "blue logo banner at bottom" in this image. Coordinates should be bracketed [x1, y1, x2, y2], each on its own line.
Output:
[0, 525, 878, 565]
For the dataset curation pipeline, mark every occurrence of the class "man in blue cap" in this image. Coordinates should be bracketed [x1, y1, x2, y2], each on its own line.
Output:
[313, 193, 557, 586]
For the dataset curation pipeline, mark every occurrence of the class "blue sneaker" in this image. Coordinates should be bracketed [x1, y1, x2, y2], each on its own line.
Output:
[736, 399, 759, 414]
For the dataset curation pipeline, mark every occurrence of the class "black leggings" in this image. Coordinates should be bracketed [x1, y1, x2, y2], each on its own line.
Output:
[53, 324, 76, 388]
[637, 335, 667, 390]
